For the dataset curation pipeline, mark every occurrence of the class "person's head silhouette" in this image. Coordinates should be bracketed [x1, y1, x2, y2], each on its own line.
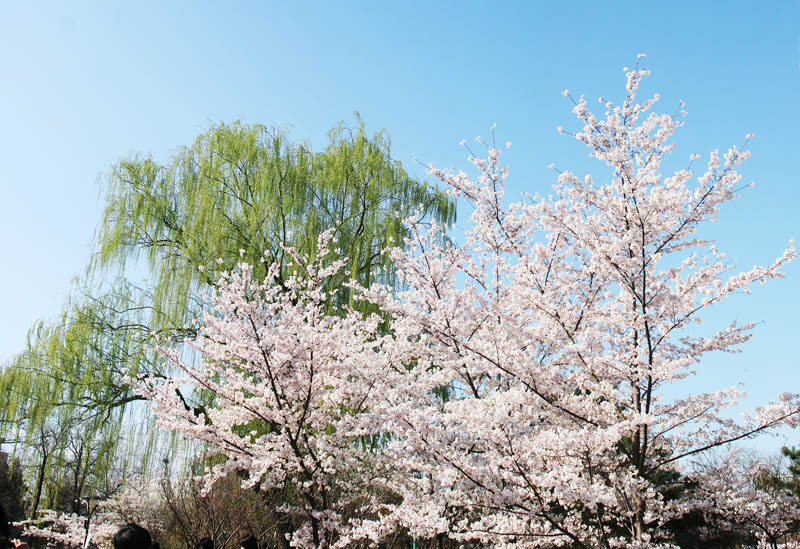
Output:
[113, 524, 152, 549]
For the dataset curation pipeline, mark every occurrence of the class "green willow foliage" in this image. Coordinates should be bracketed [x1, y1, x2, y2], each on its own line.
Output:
[0, 119, 455, 513]
[0, 289, 153, 516]
[93, 119, 455, 323]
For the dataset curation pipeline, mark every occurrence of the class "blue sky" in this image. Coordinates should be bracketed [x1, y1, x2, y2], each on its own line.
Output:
[1, 2, 798, 449]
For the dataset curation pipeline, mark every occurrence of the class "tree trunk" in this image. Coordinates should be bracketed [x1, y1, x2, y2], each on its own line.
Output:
[633, 493, 646, 542]
[30, 452, 48, 518]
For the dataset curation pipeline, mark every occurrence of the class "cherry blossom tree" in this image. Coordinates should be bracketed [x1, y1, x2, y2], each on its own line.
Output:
[137, 232, 394, 548]
[358, 57, 800, 548]
[136, 58, 799, 548]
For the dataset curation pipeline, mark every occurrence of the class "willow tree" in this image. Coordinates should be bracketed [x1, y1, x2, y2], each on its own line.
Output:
[93, 119, 455, 329]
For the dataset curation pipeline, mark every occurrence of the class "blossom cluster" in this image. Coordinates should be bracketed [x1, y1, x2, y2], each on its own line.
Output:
[15, 509, 118, 549]
[12, 482, 164, 549]
[688, 449, 800, 547]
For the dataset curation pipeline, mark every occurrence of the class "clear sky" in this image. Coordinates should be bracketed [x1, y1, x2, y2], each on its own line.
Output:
[1, 2, 798, 449]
